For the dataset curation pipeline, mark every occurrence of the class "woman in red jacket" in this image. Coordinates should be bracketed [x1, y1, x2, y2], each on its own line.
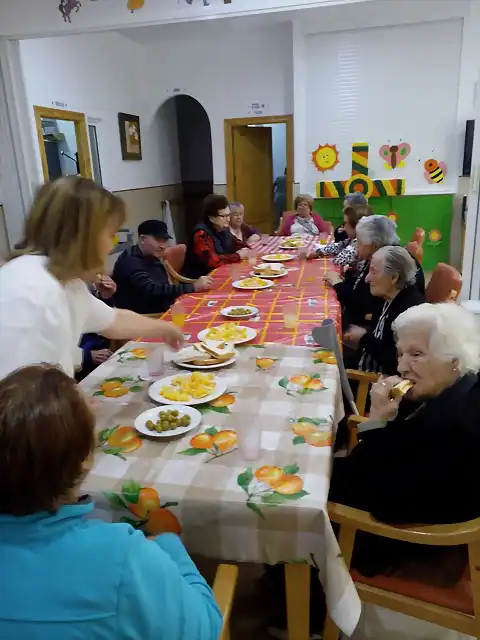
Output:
[281, 194, 331, 236]
[183, 195, 250, 278]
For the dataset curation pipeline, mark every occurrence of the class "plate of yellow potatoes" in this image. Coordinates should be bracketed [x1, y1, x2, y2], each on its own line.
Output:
[149, 372, 226, 406]
[198, 323, 257, 345]
[134, 405, 201, 437]
[252, 263, 288, 278]
[232, 277, 273, 290]
[279, 238, 306, 249]
[262, 253, 295, 262]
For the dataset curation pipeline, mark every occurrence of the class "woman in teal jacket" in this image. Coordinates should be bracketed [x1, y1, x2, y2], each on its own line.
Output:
[0, 365, 222, 640]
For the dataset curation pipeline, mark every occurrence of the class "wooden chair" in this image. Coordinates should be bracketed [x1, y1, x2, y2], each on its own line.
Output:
[163, 259, 196, 285]
[410, 227, 426, 246]
[164, 244, 187, 273]
[324, 493, 480, 639]
[345, 370, 379, 450]
[426, 263, 462, 303]
[405, 240, 424, 265]
[212, 564, 239, 640]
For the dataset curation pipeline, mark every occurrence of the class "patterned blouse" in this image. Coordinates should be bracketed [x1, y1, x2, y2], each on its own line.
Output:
[316, 238, 359, 268]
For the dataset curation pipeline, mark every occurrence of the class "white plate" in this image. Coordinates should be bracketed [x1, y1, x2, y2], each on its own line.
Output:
[232, 278, 273, 290]
[173, 349, 239, 370]
[197, 326, 257, 345]
[220, 305, 259, 319]
[262, 253, 295, 262]
[149, 373, 227, 406]
[279, 241, 306, 249]
[250, 269, 288, 279]
[134, 405, 201, 438]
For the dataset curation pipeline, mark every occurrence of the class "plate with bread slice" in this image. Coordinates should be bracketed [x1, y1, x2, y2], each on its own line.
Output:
[173, 340, 238, 370]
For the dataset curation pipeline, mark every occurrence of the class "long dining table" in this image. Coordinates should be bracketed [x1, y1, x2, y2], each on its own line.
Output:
[81, 235, 361, 640]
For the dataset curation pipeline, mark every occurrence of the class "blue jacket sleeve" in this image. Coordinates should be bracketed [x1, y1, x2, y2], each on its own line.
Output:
[118, 531, 222, 640]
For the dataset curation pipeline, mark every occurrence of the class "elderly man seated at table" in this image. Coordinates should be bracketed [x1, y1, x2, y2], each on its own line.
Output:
[228, 202, 261, 250]
[182, 194, 250, 279]
[344, 246, 425, 374]
[330, 303, 480, 577]
[282, 194, 331, 236]
[113, 220, 212, 315]
[326, 215, 425, 329]
[0, 364, 222, 640]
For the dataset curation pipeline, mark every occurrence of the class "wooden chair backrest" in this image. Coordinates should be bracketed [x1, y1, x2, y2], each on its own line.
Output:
[405, 240, 424, 265]
[324, 491, 480, 640]
[213, 564, 239, 640]
[163, 244, 187, 274]
[426, 263, 462, 303]
[411, 227, 426, 246]
[164, 260, 196, 285]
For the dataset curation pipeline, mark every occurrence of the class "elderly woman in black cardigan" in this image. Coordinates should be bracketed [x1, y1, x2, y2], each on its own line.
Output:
[330, 303, 480, 576]
[326, 215, 425, 330]
[344, 245, 425, 374]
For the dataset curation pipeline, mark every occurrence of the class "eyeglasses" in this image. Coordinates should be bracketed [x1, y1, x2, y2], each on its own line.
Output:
[216, 213, 231, 218]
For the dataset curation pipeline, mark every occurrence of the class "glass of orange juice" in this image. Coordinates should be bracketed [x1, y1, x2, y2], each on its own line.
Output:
[283, 302, 297, 329]
[171, 301, 185, 331]
[319, 232, 330, 245]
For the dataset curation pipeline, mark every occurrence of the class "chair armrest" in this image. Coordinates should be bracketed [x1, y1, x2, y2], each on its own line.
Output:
[348, 415, 368, 428]
[164, 260, 196, 284]
[328, 502, 480, 546]
[213, 564, 239, 639]
[347, 369, 380, 384]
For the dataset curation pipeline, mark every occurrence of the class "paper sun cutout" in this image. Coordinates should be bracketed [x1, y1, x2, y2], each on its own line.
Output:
[312, 144, 339, 173]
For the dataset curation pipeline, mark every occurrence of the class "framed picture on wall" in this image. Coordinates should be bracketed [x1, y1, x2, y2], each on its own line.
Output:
[118, 112, 142, 161]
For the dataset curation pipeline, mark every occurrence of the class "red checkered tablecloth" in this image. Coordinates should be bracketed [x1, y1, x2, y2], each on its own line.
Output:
[155, 236, 342, 345]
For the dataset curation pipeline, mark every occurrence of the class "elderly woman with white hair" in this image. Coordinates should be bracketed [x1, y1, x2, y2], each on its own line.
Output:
[329, 302, 480, 575]
[326, 215, 425, 328]
[344, 245, 425, 374]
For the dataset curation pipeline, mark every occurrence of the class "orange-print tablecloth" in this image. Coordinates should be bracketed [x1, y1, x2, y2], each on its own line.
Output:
[154, 236, 342, 346]
[81, 341, 360, 636]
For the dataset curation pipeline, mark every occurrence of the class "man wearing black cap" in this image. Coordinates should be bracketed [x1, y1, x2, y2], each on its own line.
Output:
[113, 220, 212, 314]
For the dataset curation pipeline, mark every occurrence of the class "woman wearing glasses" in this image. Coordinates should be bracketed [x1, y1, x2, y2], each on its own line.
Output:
[183, 195, 249, 278]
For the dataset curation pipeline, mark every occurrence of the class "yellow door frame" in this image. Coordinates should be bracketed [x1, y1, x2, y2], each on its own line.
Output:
[33, 105, 92, 181]
[224, 114, 294, 210]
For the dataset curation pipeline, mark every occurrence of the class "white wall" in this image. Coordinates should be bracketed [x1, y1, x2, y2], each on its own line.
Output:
[19, 31, 180, 192]
[292, 0, 475, 193]
[303, 18, 463, 195]
[142, 20, 293, 185]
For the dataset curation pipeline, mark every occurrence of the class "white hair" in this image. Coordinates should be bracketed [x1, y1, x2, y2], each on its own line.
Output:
[356, 215, 399, 247]
[373, 245, 417, 289]
[393, 303, 480, 375]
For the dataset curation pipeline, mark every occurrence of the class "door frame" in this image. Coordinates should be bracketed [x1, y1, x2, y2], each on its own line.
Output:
[224, 114, 294, 211]
[33, 105, 92, 181]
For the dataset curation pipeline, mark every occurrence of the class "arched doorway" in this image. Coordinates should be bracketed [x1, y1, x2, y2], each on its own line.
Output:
[154, 95, 213, 239]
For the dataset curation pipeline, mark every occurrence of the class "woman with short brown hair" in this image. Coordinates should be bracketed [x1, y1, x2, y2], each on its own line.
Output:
[281, 194, 331, 236]
[309, 203, 372, 267]
[0, 364, 222, 639]
[0, 177, 183, 379]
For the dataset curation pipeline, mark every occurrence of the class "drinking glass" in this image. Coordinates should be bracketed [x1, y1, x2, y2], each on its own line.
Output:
[248, 249, 258, 267]
[171, 301, 185, 331]
[143, 347, 165, 380]
[319, 232, 330, 245]
[283, 302, 297, 329]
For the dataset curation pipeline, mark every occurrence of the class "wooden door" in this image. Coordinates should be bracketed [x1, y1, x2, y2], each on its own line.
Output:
[232, 126, 274, 233]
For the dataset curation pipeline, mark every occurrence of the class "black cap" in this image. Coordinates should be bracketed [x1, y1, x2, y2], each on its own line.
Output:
[138, 219, 172, 240]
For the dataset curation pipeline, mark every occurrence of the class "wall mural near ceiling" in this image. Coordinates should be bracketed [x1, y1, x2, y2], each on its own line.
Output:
[316, 142, 406, 198]
[378, 142, 411, 170]
[59, 0, 82, 22]
[128, 0, 145, 11]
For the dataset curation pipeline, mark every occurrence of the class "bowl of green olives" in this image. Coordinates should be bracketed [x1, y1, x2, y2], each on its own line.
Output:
[134, 405, 201, 437]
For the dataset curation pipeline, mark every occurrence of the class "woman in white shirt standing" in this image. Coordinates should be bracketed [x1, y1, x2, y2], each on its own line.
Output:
[0, 177, 183, 380]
